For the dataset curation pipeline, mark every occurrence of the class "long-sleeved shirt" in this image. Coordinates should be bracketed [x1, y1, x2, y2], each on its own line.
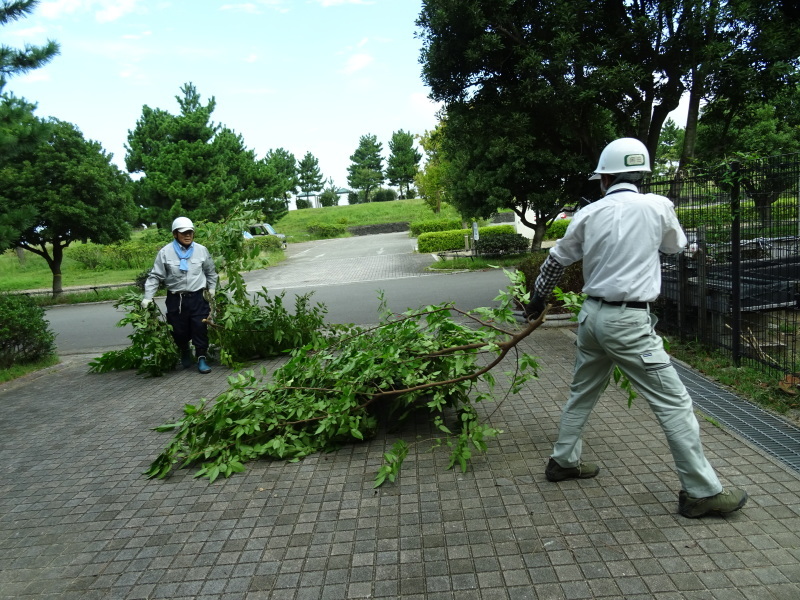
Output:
[143, 241, 218, 300]
[535, 183, 687, 302]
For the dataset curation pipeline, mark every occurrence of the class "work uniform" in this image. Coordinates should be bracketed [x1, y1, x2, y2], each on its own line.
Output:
[536, 182, 723, 499]
[143, 241, 218, 358]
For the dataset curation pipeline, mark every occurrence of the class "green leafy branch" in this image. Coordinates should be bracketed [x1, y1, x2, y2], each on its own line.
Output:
[146, 280, 549, 486]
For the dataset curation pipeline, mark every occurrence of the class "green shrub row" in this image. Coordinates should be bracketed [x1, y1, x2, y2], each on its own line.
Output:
[246, 235, 284, 252]
[417, 225, 515, 253]
[409, 218, 463, 237]
[475, 232, 530, 255]
[307, 222, 348, 237]
[67, 239, 163, 271]
[0, 294, 56, 368]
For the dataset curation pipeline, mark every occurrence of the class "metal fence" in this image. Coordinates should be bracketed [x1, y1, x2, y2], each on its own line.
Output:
[642, 153, 800, 378]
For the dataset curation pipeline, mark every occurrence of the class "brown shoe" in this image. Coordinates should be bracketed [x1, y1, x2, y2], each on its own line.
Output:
[545, 457, 599, 482]
[678, 488, 748, 518]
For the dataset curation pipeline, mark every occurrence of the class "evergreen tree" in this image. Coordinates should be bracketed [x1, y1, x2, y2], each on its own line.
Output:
[386, 129, 421, 199]
[297, 151, 324, 207]
[126, 83, 275, 228]
[347, 134, 384, 203]
[0, 118, 135, 294]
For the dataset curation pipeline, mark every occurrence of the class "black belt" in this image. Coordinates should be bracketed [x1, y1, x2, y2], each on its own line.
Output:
[588, 296, 649, 309]
[168, 289, 203, 297]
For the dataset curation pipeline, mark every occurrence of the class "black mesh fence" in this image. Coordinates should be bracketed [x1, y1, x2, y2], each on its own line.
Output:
[641, 153, 800, 378]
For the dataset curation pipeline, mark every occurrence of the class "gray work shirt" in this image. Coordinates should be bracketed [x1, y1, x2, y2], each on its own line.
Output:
[143, 241, 218, 300]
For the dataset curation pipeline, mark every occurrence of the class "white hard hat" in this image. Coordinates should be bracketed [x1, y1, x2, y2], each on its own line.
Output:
[171, 216, 194, 232]
[589, 138, 651, 180]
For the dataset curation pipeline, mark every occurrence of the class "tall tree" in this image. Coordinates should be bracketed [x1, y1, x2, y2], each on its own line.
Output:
[126, 83, 276, 228]
[0, 119, 135, 294]
[0, 0, 59, 88]
[347, 134, 384, 203]
[415, 125, 451, 214]
[264, 147, 298, 211]
[297, 151, 324, 207]
[386, 129, 421, 199]
[417, 0, 800, 245]
[0, 0, 59, 164]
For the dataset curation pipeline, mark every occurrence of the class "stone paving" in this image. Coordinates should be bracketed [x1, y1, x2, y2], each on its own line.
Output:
[2, 322, 800, 599]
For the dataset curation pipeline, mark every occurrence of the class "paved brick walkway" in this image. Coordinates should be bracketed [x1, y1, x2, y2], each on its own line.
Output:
[2, 323, 799, 599]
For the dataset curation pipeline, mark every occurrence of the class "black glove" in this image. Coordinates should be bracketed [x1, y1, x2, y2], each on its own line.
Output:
[524, 293, 547, 321]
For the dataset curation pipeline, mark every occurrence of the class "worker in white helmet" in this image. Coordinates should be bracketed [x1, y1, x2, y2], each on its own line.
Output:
[141, 216, 218, 374]
[525, 138, 747, 518]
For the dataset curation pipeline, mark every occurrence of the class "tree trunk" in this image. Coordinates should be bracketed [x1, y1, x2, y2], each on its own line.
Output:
[50, 243, 64, 296]
[15, 247, 25, 265]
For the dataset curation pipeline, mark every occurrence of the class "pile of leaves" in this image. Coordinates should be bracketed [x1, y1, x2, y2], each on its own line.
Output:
[146, 276, 546, 485]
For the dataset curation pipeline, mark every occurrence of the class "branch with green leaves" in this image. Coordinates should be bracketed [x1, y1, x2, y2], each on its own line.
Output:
[146, 272, 549, 486]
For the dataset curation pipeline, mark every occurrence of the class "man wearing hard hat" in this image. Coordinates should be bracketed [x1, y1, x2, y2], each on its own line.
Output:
[142, 217, 218, 374]
[525, 138, 747, 518]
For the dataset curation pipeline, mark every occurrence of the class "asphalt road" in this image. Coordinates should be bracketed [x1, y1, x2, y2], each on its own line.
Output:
[46, 232, 516, 355]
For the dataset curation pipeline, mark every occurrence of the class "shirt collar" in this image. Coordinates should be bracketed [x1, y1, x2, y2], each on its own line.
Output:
[605, 182, 639, 195]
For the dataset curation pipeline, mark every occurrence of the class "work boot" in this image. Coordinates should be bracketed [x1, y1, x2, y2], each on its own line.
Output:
[197, 356, 211, 374]
[545, 457, 600, 482]
[180, 347, 193, 369]
[678, 488, 748, 518]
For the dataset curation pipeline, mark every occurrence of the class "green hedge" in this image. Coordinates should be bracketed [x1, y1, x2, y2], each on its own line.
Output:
[475, 232, 530, 255]
[0, 294, 56, 368]
[409, 218, 463, 237]
[247, 235, 284, 252]
[307, 222, 348, 237]
[418, 225, 515, 253]
[545, 218, 571, 240]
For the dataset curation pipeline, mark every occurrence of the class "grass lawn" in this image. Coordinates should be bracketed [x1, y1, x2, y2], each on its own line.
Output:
[274, 198, 462, 240]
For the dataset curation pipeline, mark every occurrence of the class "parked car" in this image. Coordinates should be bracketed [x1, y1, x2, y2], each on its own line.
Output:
[248, 223, 287, 248]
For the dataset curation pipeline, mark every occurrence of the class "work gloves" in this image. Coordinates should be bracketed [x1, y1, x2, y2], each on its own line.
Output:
[141, 298, 153, 309]
[524, 293, 547, 321]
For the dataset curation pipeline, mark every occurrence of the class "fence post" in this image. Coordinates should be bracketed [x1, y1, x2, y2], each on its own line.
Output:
[730, 162, 742, 367]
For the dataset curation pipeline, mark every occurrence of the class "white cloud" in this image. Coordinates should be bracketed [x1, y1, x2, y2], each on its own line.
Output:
[315, 0, 373, 6]
[220, 0, 288, 13]
[6, 26, 48, 38]
[38, 0, 141, 22]
[244, 53, 259, 63]
[20, 71, 51, 84]
[341, 53, 373, 74]
[122, 30, 152, 40]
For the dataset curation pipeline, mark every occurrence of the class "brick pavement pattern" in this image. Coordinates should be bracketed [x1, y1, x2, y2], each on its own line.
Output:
[2, 328, 800, 599]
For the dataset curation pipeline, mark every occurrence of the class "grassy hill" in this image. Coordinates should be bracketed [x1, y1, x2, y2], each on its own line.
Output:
[274, 198, 462, 240]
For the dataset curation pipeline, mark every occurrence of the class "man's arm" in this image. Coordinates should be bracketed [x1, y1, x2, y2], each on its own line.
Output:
[524, 254, 566, 320]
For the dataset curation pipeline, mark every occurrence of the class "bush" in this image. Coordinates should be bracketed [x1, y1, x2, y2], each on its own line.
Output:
[307, 222, 348, 237]
[67, 239, 163, 271]
[417, 225, 515, 253]
[247, 235, 284, 252]
[372, 188, 398, 202]
[545, 218, 571, 240]
[296, 198, 313, 209]
[409, 218, 463, 237]
[475, 232, 530, 256]
[0, 294, 57, 368]
[516, 252, 584, 299]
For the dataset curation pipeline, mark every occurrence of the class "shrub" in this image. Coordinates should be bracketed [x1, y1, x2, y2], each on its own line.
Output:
[247, 235, 283, 252]
[516, 252, 584, 299]
[545, 218, 571, 240]
[307, 222, 348, 237]
[0, 294, 57, 368]
[372, 188, 398, 202]
[296, 198, 313, 209]
[417, 225, 515, 253]
[409, 218, 463, 237]
[476, 232, 530, 256]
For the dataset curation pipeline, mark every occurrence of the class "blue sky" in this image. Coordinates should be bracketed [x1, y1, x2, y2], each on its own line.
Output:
[4, 0, 441, 198]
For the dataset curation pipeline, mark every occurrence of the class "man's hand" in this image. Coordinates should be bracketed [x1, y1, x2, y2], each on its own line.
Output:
[141, 298, 153, 309]
[524, 293, 547, 321]
[203, 288, 215, 303]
